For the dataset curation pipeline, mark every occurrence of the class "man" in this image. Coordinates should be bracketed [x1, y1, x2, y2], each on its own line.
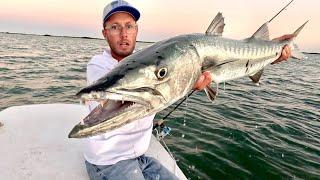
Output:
[84, 1, 292, 180]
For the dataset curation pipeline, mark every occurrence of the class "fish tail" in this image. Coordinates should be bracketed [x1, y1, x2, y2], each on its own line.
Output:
[293, 20, 309, 37]
[279, 21, 309, 60]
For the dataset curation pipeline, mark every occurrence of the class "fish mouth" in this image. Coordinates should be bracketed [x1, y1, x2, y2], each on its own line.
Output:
[68, 88, 163, 138]
[80, 91, 150, 127]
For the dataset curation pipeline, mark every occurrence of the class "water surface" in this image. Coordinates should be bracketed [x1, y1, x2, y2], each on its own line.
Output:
[0, 33, 319, 179]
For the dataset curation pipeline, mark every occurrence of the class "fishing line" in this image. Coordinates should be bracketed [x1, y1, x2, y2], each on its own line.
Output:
[153, 90, 196, 144]
[268, 0, 294, 23]
[154, 90, 196, 171]
[161, 90, 196, 121]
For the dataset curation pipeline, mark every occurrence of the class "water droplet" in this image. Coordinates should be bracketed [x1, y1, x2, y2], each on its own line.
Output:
[281, 153, 284, 158]
[182, 134, 185, 138]
[255, 125, 258, 128]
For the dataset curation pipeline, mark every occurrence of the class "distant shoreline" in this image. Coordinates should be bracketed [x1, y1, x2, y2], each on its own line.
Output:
[1, 31, 319, 54]
[302, 52, 320, 55]
[0, 31, 155, 44]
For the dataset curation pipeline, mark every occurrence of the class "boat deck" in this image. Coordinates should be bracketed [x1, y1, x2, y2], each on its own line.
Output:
[0, 104, 186, 180]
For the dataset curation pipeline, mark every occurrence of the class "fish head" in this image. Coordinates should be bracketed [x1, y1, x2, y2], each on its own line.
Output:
[69, 38, 201, 138]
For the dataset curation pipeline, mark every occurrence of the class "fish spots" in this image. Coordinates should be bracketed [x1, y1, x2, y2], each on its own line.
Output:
[245, 60, 250, 73]
[157, 55, 164, 60]
[245, 67, 249, 73]
[154, 52, 165, 66]
[155, 51, 164, 60]
[139, 61, 151, 66]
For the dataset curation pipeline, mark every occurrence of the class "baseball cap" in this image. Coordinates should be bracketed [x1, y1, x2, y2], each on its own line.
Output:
[102, 0, 140, 26]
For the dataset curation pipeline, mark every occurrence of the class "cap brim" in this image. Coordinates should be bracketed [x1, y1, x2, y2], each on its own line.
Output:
[103, 6, 140, 24]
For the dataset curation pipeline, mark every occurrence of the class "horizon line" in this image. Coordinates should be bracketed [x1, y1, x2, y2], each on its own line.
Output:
[1, 31, 319, 54]
[0, 31, 155, 44]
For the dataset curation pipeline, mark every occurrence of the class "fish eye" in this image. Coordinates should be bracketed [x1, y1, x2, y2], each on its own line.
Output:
[156, 68, 167, 79]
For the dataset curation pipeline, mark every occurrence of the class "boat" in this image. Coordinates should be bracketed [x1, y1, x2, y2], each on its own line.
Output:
[0, 104, 187, 179]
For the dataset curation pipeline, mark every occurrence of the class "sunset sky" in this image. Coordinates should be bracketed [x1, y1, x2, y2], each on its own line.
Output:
[0, 0, 319, 52]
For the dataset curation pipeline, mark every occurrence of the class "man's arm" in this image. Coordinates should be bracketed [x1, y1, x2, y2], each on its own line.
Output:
[194, 36, 293, 91]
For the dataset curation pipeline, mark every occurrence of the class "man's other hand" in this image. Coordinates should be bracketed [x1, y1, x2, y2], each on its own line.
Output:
[272, 34, 295, 64]
[193, 71, 212, 91]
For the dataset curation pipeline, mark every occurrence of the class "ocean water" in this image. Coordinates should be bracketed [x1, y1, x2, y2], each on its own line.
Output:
[0, 32, 319, 179]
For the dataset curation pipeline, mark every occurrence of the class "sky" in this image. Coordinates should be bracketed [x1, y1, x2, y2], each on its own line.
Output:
[0, 0, 319, 52]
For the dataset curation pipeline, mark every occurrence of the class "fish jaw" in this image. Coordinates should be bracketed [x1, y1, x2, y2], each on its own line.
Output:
[69, 89, 166, 138]
[68, 101, 148, 138]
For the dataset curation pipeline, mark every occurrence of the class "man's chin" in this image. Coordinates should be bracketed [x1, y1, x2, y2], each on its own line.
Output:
[116, 49, 133, 57]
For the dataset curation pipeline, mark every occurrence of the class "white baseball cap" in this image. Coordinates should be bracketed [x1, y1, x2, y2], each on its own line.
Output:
[102, 0, 140, 26]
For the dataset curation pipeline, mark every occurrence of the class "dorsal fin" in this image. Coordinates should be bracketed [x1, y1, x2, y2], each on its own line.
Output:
[249, 23, 270, 41]
[205, 12, 225, 36]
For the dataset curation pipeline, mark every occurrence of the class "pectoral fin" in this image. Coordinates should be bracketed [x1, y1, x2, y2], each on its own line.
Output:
[204, 85, 217, 102]
[202, 56, 238, 72]
[249, 69, 264, 84]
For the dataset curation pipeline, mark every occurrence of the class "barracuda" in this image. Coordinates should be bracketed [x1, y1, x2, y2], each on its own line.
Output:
[69, 1, 308, 138]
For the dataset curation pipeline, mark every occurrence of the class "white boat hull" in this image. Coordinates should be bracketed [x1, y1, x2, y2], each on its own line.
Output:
[0, 104, 187, 180]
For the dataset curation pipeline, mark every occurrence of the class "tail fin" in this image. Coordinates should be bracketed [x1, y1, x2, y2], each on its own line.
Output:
[293, 20, 309, 38]
[291, 21, 309, 59]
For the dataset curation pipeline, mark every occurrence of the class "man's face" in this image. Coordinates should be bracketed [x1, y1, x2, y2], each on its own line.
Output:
[102, 12, 138, 61]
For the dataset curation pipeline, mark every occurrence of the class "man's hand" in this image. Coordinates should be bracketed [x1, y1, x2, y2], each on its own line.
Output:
[271, 34, 294, 64]
[193, 71, 212, 91]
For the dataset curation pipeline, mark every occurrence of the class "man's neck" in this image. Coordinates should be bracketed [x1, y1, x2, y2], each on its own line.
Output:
[110, 51, 125, 62]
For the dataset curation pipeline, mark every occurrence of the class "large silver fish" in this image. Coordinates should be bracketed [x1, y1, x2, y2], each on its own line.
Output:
[69, 2, 307, 138]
